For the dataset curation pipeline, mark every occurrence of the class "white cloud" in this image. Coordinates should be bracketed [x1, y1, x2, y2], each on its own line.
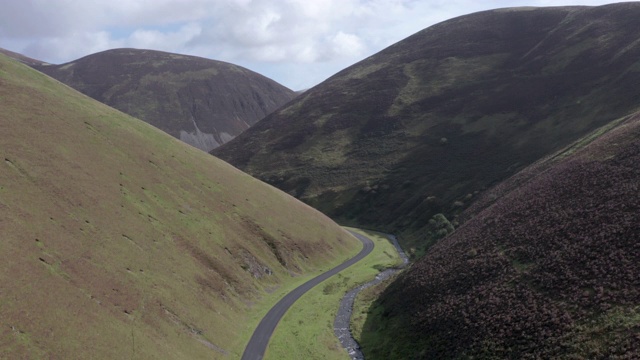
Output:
[331, 32, 365, 59]
[128, 23, 202, 51]
[23, 31, 120, 63]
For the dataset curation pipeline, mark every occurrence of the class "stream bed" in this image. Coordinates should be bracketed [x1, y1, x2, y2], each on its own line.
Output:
[333, 234, 409, 359]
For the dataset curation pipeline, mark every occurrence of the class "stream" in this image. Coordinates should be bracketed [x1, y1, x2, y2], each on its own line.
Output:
[333, 234, 409, 360]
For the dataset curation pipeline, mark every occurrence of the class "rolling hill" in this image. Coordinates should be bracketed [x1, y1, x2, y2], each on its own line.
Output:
[0, 53, 359, 359]
[359, 108, 640, 359]
[33, 48, 296, 152]
[213, 3, 640, 255]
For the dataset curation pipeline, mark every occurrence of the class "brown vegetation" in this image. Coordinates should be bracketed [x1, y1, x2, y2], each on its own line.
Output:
[362, 112, 640, 359]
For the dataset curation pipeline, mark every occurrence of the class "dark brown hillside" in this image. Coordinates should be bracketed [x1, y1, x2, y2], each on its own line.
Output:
[360, 111, 640, 359]
[34, 48, 296, 151]
[214, 3, 640, 254]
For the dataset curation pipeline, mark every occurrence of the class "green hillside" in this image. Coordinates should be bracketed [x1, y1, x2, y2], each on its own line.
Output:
[214, 3, 640, 255]
[0, 54, 359, 359]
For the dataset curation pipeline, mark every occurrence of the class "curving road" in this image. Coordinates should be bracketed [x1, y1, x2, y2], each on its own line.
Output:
[241, 230, 374, 360]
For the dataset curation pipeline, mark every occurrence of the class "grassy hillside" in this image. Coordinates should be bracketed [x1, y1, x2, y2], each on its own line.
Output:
[34, 48, 296, 151]
[214, 3, 640, 255]
[359, 110, 640, 359]
[0, 54, 359, 359]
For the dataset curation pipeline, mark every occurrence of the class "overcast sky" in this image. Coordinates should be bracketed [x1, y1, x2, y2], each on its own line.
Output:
[0, 0, 633, 90]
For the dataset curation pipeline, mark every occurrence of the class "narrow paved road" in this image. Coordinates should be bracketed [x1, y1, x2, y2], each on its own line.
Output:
[241, 230, 374, 360]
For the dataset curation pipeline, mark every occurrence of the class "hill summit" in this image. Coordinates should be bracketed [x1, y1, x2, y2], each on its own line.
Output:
[35, 48, 296, 151]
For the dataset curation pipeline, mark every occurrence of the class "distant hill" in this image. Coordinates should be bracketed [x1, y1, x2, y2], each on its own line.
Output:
[0, 53, 358, 358]
[361, 109, 640, 359]
[214, 3, 640, 254]
[34, 48, 296, 151]
[0, 47, 48, 66]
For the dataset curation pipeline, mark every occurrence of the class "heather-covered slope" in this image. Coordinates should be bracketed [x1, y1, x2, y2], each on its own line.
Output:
[214, 3, 640, 254]
[0, 54, 358, 359]
[360, 111, 640, 359]
[34, 48, 296, 151]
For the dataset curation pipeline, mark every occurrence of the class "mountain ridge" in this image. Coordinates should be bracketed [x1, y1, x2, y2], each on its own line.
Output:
[213, 3, 640, 254]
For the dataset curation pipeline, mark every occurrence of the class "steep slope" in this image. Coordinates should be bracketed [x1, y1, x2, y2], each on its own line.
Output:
[214, 3, 640, 254]
[360, 111, 640, 359]
[0, 54, 359, 359]
[34, 48, 296, 151]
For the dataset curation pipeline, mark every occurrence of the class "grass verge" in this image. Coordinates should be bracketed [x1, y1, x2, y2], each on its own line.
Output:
[232, 249, 357, 357]
[264, 228, 403, 360]
[350, 273, 398, 354]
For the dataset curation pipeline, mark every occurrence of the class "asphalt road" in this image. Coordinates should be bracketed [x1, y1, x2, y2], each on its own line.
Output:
[241, 230, 374, 360]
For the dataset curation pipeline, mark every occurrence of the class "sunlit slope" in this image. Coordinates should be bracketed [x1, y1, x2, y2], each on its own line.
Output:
[0, 54, 358, 359]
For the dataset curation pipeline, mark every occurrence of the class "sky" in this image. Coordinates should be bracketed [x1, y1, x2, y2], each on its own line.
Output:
[0, 0, 633, 90]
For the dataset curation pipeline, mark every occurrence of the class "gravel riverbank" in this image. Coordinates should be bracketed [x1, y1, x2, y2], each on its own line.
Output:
[333, 234, 409, 359]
